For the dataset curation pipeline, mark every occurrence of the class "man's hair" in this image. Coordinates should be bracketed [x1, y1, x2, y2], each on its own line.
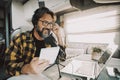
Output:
[32, 7, 55, 27]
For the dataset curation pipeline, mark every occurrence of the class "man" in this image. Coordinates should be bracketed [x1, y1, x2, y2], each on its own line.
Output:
[5, 7, 66, 79]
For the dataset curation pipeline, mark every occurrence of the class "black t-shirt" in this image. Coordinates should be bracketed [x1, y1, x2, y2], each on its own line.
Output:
[32, 32, 45, 57]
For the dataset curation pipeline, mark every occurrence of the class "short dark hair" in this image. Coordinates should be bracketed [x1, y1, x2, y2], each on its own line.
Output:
[32, 7, 55, 27]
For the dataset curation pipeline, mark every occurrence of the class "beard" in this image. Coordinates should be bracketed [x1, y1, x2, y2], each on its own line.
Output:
[36, 25, 51, 39]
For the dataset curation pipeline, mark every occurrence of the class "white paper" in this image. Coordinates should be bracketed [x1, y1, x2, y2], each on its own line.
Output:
[39, 47, 60, 64]
[106, 67, 115, 77]
[61, 60, 96, 77]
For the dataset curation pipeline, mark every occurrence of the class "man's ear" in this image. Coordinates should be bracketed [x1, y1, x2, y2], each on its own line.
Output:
[35, 25, 37, 28]
[35, 25, 38, 30]
[35, 25, 39, 29]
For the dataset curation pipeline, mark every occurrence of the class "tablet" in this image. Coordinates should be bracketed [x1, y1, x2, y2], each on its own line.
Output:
[39, 47, 60, 64]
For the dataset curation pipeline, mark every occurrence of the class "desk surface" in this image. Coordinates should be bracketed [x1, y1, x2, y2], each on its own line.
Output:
[8, 55, 120, 80]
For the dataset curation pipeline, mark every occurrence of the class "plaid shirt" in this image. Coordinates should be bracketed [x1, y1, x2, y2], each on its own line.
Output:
[5, 31, 53, 76]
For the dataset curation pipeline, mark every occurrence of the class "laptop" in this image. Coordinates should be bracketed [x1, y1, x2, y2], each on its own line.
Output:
[61, 44, 118, 79]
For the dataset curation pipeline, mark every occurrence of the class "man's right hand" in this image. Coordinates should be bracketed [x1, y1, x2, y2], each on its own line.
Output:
[21, 57, 49, 74]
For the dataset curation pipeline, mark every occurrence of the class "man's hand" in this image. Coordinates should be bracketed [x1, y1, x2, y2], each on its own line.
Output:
[52, 23, 64, 47]
[52, 23, 60, 37]
[21, 57, 49, 74]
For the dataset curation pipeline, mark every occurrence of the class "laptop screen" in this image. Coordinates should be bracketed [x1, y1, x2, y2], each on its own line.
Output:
[98, 44, 118, 64]
[98, 50, 111, 64]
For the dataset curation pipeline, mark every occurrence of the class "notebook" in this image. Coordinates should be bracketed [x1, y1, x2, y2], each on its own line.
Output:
[39, 46, 60, 65]
[61, 44, 117, 79]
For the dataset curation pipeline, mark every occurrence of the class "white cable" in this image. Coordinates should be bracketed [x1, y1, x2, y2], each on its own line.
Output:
[69, 62, 75, 80]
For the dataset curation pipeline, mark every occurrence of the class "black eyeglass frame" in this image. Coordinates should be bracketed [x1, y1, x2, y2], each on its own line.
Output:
[39, 20, 55, 28]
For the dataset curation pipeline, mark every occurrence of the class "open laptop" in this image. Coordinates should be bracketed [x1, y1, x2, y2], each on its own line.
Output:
[61, 44, 118, 79]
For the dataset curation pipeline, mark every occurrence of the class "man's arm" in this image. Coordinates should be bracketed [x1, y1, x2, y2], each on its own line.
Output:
[52, 23, 66, 61]
[5, 39, 24, 76]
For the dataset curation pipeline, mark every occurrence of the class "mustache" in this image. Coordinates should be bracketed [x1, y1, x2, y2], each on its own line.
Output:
[36, 26, 51, 33]
[42, 28, 51, 31]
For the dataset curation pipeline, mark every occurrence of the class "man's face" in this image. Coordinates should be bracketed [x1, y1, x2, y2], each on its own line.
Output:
[36, 13, 54, 39]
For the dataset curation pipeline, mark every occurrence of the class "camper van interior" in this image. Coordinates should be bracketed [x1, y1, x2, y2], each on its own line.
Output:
[0, 0, 120, 80]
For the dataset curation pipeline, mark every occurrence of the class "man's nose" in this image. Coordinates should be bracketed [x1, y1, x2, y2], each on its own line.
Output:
[45, 25, 52, 29]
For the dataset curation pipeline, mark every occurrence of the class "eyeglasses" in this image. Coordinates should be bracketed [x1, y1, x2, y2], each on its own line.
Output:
[39, 20, 55, 28]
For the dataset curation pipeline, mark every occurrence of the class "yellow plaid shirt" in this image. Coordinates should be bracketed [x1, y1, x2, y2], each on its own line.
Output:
[5, 31, 53, 76]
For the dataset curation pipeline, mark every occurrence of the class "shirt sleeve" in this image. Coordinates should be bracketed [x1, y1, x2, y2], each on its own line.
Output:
[5, 35, 24, 76]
